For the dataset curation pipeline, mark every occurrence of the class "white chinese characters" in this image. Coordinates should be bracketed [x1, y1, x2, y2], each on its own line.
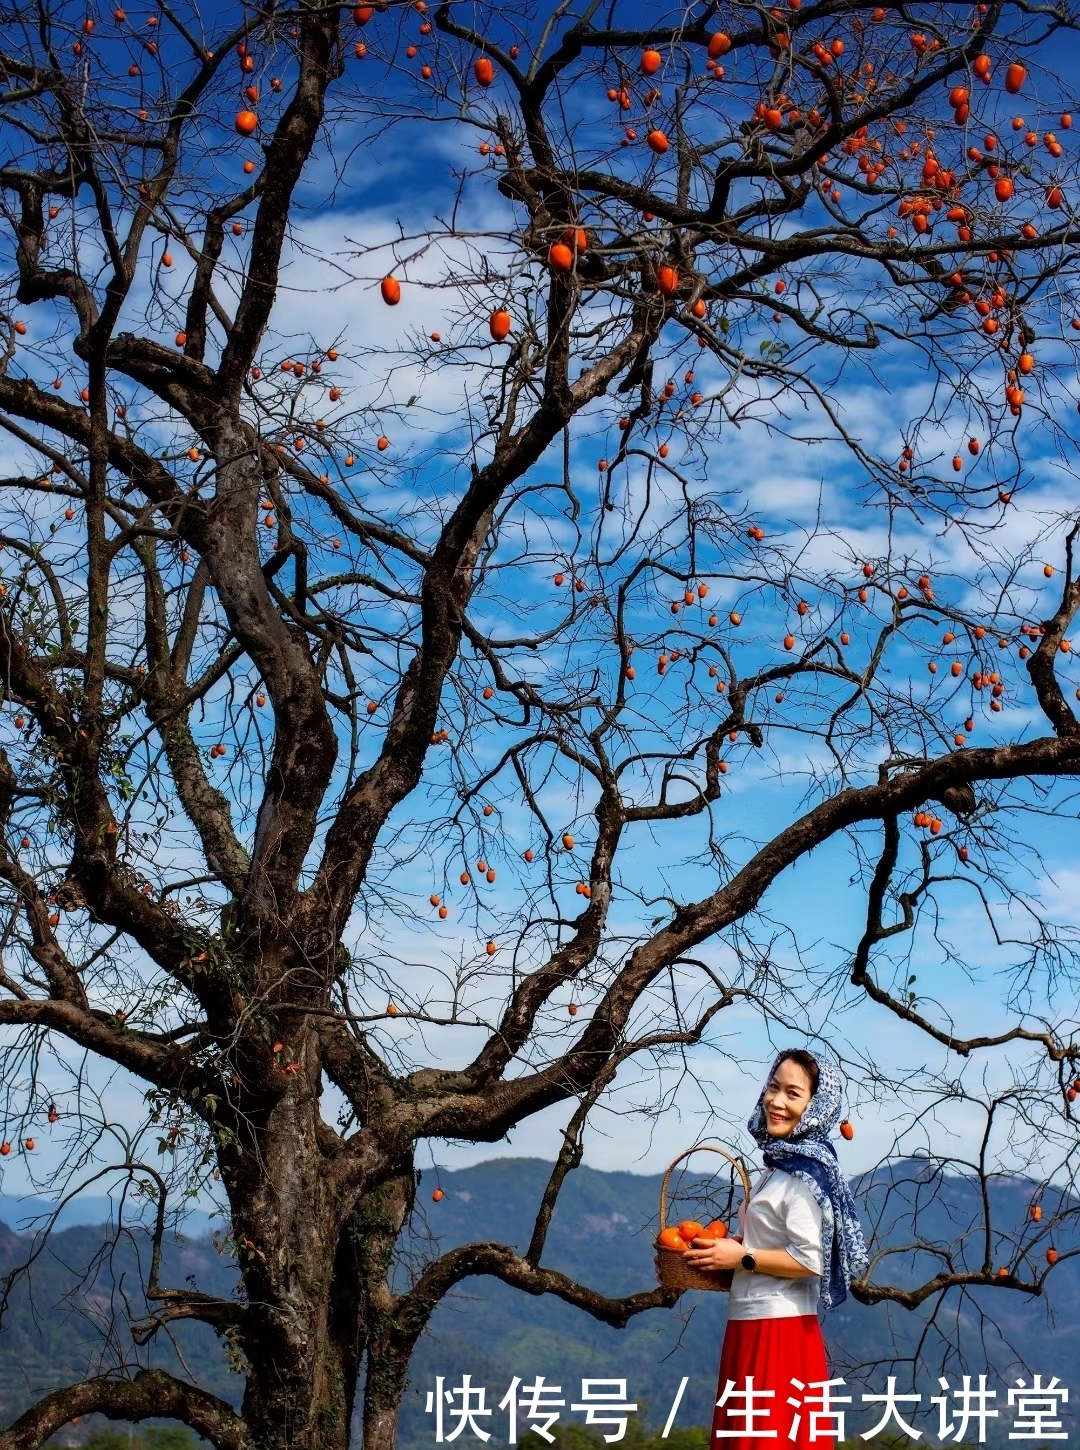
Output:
[424, 1373, 1072, 1443]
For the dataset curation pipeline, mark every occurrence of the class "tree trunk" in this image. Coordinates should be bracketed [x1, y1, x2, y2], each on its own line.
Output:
[231, 1221, 357, 1449]
[223, 1073, 358, 1450]
[355, 1167, 420, 1450]
[221, 1069, 416, 1450]
[361, 1340, 413, 1450]
[242, 1330, 354, 1450]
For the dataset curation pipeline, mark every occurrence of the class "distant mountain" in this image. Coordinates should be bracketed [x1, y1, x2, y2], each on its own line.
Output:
[395, 1157, 1080, 1450]
[0, 1158, 1075, 1449]
[0, 1195, 215, 1237]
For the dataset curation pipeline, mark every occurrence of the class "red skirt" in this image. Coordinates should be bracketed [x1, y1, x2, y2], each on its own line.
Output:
[710, 1315, 833, 1450]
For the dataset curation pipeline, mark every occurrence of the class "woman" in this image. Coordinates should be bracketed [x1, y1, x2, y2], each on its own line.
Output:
[683, 1049, 869, 1450]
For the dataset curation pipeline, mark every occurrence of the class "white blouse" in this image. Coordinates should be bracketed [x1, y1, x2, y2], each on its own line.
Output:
[727, 1165, 825, 1320]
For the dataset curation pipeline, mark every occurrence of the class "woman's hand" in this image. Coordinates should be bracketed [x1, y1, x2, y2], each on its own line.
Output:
[683, 1235, 745, 1272]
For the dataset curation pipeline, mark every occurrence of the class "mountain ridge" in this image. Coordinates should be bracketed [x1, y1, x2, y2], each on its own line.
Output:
[0, 1156, 1075, 1448]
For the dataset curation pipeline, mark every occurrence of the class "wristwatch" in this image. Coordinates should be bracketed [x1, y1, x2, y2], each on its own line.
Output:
[741, 1251, 757, 1272]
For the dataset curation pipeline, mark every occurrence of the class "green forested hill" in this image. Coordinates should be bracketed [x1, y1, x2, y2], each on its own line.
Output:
[0, 1158, 1076, 1448]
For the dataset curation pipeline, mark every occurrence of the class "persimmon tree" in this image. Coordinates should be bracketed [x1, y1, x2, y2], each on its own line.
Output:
[2, 0, 1080, 1447]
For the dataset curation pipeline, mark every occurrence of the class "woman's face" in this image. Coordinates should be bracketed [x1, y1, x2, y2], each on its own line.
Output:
[762, 1058, 814, 1137]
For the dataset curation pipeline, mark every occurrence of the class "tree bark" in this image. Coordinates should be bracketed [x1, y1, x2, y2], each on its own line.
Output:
[219, 1071, 416, 1450]
[224, 1085, 354, 1450]
[361, 1340, 413, 1450]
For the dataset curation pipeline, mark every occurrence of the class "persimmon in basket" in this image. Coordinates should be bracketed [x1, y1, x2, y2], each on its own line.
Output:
[656, 1227, 689, 1251]
[655, 1218, 728, 1251]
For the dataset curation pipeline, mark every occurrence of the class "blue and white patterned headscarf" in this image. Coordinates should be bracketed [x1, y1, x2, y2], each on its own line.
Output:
[747, 1049, 869, 1312]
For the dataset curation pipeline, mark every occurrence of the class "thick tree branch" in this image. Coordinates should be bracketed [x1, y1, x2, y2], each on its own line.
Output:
[394, 1240, 675, 1344]
[0, 1371, 248, 1450]
[401, 731, 1080, 1143]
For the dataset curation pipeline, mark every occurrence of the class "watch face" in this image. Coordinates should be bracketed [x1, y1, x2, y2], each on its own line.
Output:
[741, 1252, 756, 1271]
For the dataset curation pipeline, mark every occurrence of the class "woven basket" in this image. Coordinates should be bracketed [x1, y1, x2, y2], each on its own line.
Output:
[655, 1143, 752, 1293]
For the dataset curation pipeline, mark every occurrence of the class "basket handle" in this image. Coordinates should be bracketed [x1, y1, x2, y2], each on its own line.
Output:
[658, 1144, 753, 1233]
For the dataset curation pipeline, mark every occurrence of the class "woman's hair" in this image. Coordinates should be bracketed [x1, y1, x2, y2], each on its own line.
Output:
[775, 1049, 820, 1098]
